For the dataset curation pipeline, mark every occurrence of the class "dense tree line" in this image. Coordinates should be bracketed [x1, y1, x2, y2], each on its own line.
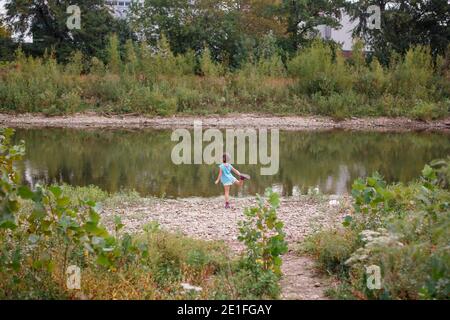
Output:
[347, 0, 450, 64]
[0, 0, 448, 65]
[1, 0, 133, 62]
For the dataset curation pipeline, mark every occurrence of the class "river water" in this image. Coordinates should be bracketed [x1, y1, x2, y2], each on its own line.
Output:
[14, 128, 450, 198]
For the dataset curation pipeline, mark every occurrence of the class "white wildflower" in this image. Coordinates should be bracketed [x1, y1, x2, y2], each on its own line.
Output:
[181, 283, 203, 293]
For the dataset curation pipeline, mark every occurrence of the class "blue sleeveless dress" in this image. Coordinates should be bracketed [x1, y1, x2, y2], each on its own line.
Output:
[219, 163, 237, 186]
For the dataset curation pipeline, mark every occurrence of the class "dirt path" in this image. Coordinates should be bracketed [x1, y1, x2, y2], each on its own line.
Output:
[1, 113, 449, 132]
[281, 254, 332, 300]
[102, 195, 347, 300]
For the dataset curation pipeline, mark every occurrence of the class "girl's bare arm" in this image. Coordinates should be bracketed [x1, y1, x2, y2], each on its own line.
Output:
[215, 168, 222, 184]
[232, 167, 241, 176]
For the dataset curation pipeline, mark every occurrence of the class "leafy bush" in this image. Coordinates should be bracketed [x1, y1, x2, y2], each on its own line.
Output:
[389, 46, 435, 100]
[311, 92, 370, 119]
[355, 58, 387, 98]
[287, 41, 352, 95]
[237, 188, 288, 298]
[257, 54, 286, 77]
[411, 100, 448, 121]
[302, 229, 359, 276]
[304, 158, 450, 300]
[0, 42, 448, 119]
[119, 86, 177, 115]
[200, 46, 222, 77]
[175, 87, 203, 112]
[106, 34, 121, 74]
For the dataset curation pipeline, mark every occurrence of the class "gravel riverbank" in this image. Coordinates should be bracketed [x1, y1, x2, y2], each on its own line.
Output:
[100, 195, 348, 250]
[1, 113, 449, 131]
[99, 195, 348, 300]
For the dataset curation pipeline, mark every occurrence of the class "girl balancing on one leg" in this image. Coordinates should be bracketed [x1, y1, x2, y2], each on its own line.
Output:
[215, 153, 250, 209]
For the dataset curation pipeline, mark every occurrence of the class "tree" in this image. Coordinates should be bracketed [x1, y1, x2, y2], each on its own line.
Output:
[0, 25, 11, 39]
[4, 0, 133, 62]
[280, 0, 345, 52]
[234, 0, 285, 38]
[127, 0, 285, 68]
[107, 34, 121, 73]
[200, 45, 220, 76]
[0, 23, 16, 61]
[346, 0, 450, 64]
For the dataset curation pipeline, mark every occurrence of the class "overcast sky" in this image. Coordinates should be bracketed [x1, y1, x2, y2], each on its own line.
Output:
[0, 0, 6, 15]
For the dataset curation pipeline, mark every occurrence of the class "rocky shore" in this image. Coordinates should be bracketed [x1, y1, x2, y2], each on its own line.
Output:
[1, 113, 449, 132]
[101, 195, 348, 249]
[99, 195, 348, 300]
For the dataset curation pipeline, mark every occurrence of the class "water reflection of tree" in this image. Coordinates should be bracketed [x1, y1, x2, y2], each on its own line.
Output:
[14, 129, 450, 198]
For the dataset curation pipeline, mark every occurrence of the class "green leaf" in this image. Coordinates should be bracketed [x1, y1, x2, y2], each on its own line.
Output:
[0, 220, 17, 230]
[84, 222, 108, 237]
[56, 196, 70, 208]
[32, 259, 43, 270]
[84, 200, 95, 207]
[46, 260, 55, 272]
[18, 186, 34, 199]
[96, 254, 112, 267]
[422, 165, 435, 180]
[273, 256, 282, 267]
[89, 210, 100, 224]
[367, 177, 377, 187]
[49, 185, 62, 198]
[114, 215, 124, 231]
[275, 221, 284, 230]
[342, 215, 353, 227]
[11, 249, 21, 272]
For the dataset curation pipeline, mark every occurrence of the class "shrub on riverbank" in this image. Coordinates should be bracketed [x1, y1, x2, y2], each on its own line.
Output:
[0, 38, 448, 119]
[0, 129, 283, 299]
[302, 159, 450, 300]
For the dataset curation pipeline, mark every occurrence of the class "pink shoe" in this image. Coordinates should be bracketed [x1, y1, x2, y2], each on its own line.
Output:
[239, 173, 251, 181]
[225, 202, 230, 209]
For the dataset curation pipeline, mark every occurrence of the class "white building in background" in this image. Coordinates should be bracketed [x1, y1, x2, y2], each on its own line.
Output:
[105, 0, 144, 18]
[317, 11, 359, 52]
